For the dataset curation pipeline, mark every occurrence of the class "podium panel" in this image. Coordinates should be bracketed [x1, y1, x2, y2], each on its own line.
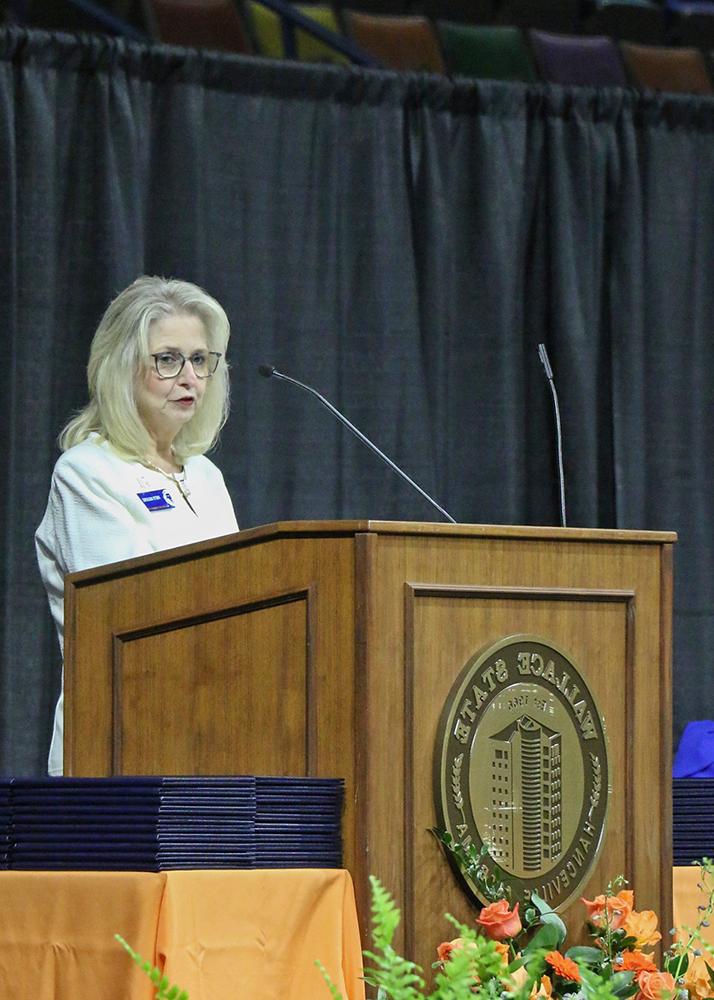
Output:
[115, 596, 309, 774]
[65, 521, 674, 974]
[408, 588, 630, 956]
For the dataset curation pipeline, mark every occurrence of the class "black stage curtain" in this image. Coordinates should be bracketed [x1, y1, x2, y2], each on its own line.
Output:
[2, 26, 714, 773]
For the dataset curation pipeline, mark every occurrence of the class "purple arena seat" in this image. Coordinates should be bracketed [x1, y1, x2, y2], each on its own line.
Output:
[528, 29, 628, 85]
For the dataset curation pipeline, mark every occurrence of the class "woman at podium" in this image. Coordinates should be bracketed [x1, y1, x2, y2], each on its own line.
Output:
[35, 276, 239, 776]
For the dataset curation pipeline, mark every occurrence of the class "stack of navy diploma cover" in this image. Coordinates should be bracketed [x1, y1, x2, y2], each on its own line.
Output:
[0, 783, 10, 869]
[255, 776, 343, 868]
[0, 776, 343, 871]
[673, 723, 714, 864]
[673, 779, 714, 865]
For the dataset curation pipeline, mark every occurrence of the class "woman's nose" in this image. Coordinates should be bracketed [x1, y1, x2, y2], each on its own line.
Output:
[179, 360, 200, 385]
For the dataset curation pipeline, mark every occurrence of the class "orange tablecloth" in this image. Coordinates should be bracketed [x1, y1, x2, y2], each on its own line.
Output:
[0, 865, 707, 998]
[0, 868, 365, 1000]
[673, 866, 714, 946]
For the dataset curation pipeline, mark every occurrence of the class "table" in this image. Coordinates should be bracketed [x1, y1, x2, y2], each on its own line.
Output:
[4, 865, 703, 999]
[673, 865, 714, 946]
[0, 868, 365, 1000]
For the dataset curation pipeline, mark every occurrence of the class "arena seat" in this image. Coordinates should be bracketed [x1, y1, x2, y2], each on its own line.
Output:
[529, 29, 628, 84]
[244, 1, 349, 62]
[437, 22, 539, 80]
[343, 12, 446, 71]
[620, 40, 714, 91]
[147, 0, 252, 52]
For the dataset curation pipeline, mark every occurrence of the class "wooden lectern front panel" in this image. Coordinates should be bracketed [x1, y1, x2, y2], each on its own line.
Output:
[407, 588, 630, 959]
[355, 529, 671, 974]
[65, 532, 356, 786]
[113, 596, 309, 775]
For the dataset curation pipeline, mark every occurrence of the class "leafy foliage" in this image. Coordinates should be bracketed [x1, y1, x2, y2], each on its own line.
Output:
[580, 963, 625, 1000]
[431, 829, 511, 903]
[361, 875, 426, 1000]
[317, 958, 347, 1000]
[529, 892, 567, 946]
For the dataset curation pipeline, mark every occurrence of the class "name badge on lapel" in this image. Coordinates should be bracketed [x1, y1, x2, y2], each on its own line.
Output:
[137, 489, 176, 512]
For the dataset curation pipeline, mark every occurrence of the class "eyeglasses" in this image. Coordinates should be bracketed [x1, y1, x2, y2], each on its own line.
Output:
[150, 350, 222, 380]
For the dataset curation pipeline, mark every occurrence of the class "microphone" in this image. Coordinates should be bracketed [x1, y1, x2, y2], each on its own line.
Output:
[537, 344, 567, 528]
[258, 365, 456, 523]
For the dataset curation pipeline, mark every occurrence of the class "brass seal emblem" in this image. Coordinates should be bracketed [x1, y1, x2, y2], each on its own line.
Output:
[434, 635, 609, 911]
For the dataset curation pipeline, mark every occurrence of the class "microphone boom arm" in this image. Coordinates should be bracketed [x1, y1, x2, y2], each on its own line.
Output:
[259, 365, 456, 524]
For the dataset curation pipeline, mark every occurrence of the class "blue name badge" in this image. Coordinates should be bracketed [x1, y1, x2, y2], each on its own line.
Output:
[137, 489, 176, 512]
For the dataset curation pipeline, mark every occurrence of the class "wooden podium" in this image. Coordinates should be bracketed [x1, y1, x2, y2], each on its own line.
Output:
[65, 520, 675, 970]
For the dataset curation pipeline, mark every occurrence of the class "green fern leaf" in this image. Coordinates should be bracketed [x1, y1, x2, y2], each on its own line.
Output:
[315, 958, 344, 1000]
[115, 933, 190, 1000]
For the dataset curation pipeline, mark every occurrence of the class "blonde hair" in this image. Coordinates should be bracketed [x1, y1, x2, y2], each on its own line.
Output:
[59, 276, 231, 463]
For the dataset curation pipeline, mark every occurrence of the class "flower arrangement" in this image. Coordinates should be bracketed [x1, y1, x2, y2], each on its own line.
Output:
[427, 837, 714, 1000]
[319, 841, 714, 1000]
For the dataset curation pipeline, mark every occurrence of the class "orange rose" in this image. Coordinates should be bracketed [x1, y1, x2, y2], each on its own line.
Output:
[437, 937, 488, 964]
[437, 935, 508, 991]
[436, 937, 480, 964]
[437, 940, 456, 963]
[545, 951, 581, 983]
[622, 910, 662, 950]
[476, 900, 522, 941]
[683, 955, 713, 1000]
[619, 951, 658, 974]
[635, 970, 676, 1000]
[582, 890, 634, 931]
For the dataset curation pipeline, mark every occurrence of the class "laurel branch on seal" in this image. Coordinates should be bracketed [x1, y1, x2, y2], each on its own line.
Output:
[588, 752, 602, 820]
[452, 753, 464, 811]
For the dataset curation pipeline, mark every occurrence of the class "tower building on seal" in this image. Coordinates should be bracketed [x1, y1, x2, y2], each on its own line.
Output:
[486, 715, 562, 873]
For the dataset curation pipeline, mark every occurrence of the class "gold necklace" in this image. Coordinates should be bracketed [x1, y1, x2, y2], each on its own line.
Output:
[143, 459, 197, 516]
